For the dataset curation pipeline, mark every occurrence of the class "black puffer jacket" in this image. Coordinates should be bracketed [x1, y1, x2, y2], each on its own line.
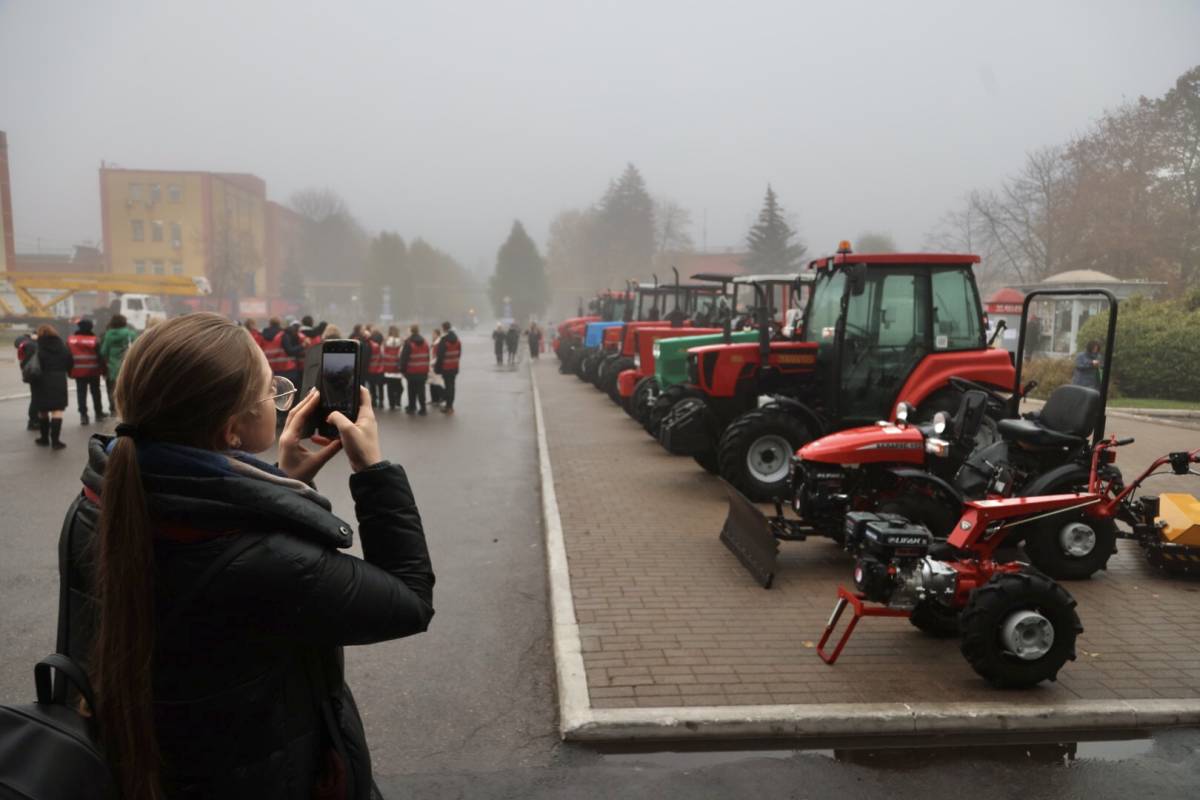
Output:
[57, 436, 435, 799]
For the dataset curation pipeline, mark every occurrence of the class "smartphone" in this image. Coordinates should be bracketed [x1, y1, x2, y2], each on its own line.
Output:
[300, 339, 362, 438]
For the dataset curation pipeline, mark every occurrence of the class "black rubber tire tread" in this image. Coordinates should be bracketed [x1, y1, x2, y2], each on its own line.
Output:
[631, 377, 659, 424]
[593, 355, 618, 389]
[908, 600, 961, 638]
[693, 449, 720, 474]
[716, 408, 812, 502]
[959, 570, 1081, 689]
[604, 358, 636, 404]
[578, 352, 601, 383]
[647, 384, 700, 438]
[1022, 513, 1117, 581]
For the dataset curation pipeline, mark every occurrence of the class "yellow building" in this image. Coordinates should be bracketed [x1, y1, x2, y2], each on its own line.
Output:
[100, 167, 269, 297]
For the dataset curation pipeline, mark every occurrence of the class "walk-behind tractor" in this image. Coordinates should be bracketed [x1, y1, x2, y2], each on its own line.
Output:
[720, 289, 1118, 587]
[816, 437, 1200, 688]
[660, 245, 1014, 500]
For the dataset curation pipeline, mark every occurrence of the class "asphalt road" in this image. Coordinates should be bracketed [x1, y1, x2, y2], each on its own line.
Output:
[2, 340, 1200, 798]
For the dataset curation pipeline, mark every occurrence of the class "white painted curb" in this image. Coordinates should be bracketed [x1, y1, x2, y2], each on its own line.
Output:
[531, 365, 1200, 741]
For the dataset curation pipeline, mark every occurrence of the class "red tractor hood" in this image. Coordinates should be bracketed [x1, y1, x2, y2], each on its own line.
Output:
[798, 423, 926, 466]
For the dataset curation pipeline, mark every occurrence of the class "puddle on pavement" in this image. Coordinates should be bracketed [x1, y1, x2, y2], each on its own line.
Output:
[593, 729, 1156, 769]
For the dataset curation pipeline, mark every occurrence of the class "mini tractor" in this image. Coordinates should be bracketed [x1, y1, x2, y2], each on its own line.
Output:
[661, 243, 1014, 500]
[817, 436, 1200, 688]
[723, 289, 1121, 586]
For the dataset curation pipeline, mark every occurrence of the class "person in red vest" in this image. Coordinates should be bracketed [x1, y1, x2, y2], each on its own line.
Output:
[367, 330, 386, 408]
[258, 317, 293, 377]
[434, 321, 461, 415]
[383, 325, 404, 410]
[399, 324, 429, 416]
[68, 318, 107, 425]
[300, 315, 327, 348]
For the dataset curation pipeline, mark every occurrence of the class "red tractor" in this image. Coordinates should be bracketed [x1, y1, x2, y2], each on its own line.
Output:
[555, 290, 634, 376]
[661, 244, 1015, 500]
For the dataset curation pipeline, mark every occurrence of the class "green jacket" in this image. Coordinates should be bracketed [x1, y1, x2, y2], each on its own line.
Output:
[98, 326, 137, 381]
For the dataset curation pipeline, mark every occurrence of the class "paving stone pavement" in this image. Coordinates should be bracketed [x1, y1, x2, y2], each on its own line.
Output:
[535, 360, 1200, 711]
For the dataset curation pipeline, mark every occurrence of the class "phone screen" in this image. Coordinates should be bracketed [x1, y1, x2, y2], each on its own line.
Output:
[321, 351, 358, 413]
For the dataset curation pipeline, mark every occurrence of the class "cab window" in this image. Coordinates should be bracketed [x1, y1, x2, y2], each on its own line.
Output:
[126, 298, 144, 311]
[930, 267, 983, 350]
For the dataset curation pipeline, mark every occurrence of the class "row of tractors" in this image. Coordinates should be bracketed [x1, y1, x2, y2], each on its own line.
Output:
[552, 243, 1200, 689]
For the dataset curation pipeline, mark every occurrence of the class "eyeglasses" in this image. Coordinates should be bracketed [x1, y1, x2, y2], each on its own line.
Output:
[266, 375, 298, 411]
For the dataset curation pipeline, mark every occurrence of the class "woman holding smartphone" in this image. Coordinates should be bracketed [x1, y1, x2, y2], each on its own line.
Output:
[57, 312, 434, 799]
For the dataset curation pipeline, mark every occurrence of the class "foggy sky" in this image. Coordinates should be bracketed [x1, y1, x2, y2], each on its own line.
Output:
[2, 0, 1198, 273]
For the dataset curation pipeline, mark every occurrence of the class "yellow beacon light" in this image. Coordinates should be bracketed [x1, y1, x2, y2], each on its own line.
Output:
[837, 240, 853, 254]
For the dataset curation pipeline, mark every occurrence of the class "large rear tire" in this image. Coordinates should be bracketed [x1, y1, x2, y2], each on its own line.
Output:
[959, 570, 1081, 688]
[579, 352, 601, 383]
[717, 408, 812, 502]
[1019, 471, 1117, 580]
[909, 600, 961, 638]
[693, 449, 720, 474]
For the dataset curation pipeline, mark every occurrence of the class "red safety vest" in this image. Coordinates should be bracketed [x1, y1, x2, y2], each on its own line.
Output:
[67, 333, 103, 378]
[367, 340, 385, 375]
[307, 335, 322, 349]
[261, 331, 295, 373]
[440, 338, 462, 372]
[405, 340, 430, 375]
[249, 329, 264, 347]
[382, 343, 402, 373]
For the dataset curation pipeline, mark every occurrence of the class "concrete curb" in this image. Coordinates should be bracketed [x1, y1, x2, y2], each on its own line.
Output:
[531, 365, 1200, 742]
[0, 392, 31, 402]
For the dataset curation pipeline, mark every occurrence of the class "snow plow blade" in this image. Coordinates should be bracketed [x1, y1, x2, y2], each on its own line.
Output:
[719, 480, 782, 589]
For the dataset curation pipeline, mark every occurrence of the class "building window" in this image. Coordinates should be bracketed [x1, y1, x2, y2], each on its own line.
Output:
[152, 260, 165, 275]
[129, 183, 143, 203]
[149, 183, 161, 203]
[151, 220, 164, 242]
[170, 221, 182, 248]
[171, 261, 183, 275]
[134, 260, 146, 275]
[168, 184, 183, 203]
[131, 219, 144, 241]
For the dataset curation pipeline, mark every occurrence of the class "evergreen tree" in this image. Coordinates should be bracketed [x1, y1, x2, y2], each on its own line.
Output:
[594, 163, 656, 283]
[489, 220, 549, 321]
[743, 185, 807, 273]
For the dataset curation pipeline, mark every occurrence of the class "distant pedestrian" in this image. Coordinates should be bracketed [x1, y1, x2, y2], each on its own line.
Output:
[243, 318, 264, 347]
[428, 327, 445, 407]
[68, 318, 107, 425]
[434, 321, 461, 414]
[367, 330, 386, 408]
[527, 323, 542, 360]
[14, 332, 39, 430]
[29, 325, 73, 449]
[383, 325, 405, 410]
[493, 324, 505, 365]
[323, 324, 343, 340]
[282, 319, 306, 389]
[99, 313, 137, 412]
[505, 323, 520, 365]
[400, 324, 429, 415]
[1072, 340, 1103, 389]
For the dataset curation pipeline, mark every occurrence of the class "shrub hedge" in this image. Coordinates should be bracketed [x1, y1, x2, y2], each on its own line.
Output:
[1076, 294, 1200, 401]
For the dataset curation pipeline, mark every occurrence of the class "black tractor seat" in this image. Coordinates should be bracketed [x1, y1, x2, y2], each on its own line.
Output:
[997, 384, 1100, 449]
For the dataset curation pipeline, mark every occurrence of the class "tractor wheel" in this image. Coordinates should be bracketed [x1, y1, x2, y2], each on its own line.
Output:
[631, 377, 659, 424]
[604, 358, 635, 404]
[558, 346, 579, 375]
[959, 570, 1081, 688]
[1022, 512, 1117, 581]
[717, 408, 813, 502]
[573, 350, 590, 379]
[693, 449, 720, 475]
[593, 355, 616, 389]
[579, 353, 601, 383]
[647, 384, 698, 438]
[908, 600, 961, 638]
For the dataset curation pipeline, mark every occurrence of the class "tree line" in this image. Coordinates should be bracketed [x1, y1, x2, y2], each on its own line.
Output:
[927, 65, 1200, 289]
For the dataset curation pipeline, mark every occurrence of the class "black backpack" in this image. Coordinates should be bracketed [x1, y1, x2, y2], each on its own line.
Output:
[0, 653, 116, 799]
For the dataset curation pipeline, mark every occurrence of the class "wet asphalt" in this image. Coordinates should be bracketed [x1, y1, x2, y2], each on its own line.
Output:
[1, 337, 1200, 797]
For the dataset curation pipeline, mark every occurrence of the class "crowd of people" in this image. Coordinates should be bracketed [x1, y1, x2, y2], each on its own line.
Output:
[492, 321, 543, 365]
[242, 315, 462, 416]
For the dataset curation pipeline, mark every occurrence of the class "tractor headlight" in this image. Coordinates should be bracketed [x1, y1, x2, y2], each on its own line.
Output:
[932, 411, 949, 436]
[895, 401, 915, 424]
[652, 342, 661, 359]
[634, 354, 641, 369]
[686, 354, 699, 385]
[925, 437, 951, 458]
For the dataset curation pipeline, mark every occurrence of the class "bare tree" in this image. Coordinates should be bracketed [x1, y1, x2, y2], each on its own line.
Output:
[289, 187, 349, 224]
[854, 231, 897, 253]
[654, 196, 694, 260]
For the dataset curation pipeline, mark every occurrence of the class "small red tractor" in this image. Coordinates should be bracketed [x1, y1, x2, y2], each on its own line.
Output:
[556, 290, 634, 375]
[817, 437, 1200, 687]
[660, 244, 1014, 500]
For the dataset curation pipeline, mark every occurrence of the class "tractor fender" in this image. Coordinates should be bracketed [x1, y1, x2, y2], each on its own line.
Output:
[761, 396, 827, 441]
[886, 467, 964, 505]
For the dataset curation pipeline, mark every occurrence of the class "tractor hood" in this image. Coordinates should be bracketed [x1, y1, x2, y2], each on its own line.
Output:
[584, 320, 624, 348]
[559, 315, 599, 337]
[798, 423, 926, 466]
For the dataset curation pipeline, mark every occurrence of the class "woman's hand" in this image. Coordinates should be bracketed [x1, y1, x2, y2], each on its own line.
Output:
[278, 388, 343, 483]
[325, 387, 383, 473]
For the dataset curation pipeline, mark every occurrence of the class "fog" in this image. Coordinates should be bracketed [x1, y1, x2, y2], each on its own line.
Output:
[2, 0, 1198, 266]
